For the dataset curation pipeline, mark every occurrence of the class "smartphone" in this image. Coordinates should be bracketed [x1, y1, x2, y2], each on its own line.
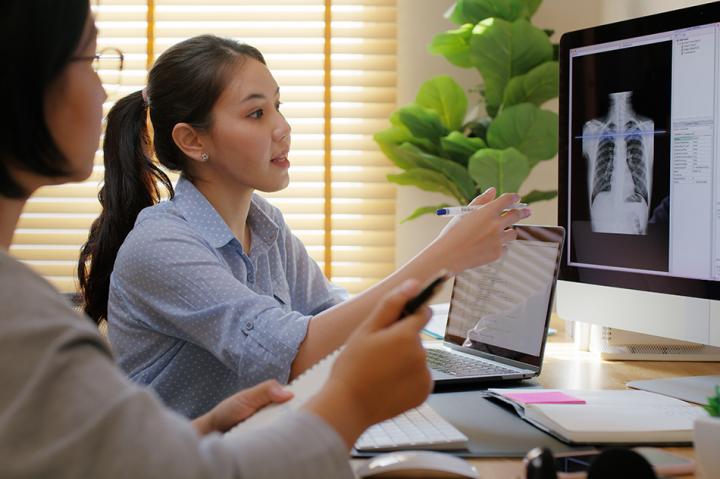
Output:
[400, 273, 451, 318]
[553, 448, 695, 478]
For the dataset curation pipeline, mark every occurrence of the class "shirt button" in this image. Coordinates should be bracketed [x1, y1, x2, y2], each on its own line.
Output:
[244, 321, 254, 331]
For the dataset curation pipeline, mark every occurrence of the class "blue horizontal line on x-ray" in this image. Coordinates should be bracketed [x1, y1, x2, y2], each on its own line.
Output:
[574, 130, 668, 140]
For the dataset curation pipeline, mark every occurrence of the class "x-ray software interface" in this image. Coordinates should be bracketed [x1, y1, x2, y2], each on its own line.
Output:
[567, 21, 720, 281]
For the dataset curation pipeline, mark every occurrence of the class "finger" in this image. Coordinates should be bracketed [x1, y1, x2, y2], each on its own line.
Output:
[388, 304, 433, 336]
[484, 192, 522, 216]
[359, 280, 422, 334]
[499, 207, 531, 228]
[468, 187, 496, 206]
[501, 226, 518, 244]
[235, 379, 293, 412]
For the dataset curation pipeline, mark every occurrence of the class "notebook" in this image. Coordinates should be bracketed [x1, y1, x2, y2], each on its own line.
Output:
[427, 225, 565, 386]
[488, 388, 707, 445]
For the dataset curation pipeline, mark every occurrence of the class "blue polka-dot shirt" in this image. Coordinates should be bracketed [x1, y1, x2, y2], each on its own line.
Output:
[107, 176, 346, 418]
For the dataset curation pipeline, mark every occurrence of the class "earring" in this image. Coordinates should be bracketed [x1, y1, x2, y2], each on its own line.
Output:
[200, 152, 209, 162]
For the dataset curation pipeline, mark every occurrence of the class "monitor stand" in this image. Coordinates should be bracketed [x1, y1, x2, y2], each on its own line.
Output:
[586, 324, 720, 361]
[627, 375, 720, 405]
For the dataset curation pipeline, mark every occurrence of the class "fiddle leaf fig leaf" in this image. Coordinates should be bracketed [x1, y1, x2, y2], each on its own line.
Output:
[468, 147, 529, 194]
[470, 18, 553, 117]
[487, 103, 558, 166]
[416, 75, 468, 131]
[396, 104, 449, 143]
[387, 168, 466, 204]
[401, 204, 452, 223]
[447, 0, 532, 24]
[522, 189, 558, 204]
[440, 132, 486, 165]
[397, 143, 476, 202]
[428, 24, 474, 68]
[502, 61, 558, 108]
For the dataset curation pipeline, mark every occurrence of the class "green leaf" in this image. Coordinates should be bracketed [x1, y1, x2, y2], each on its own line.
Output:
[466, 117, 493, 141]
[396, 143, 476, 202]
[440, 132, 486, 165]
[487, 103, 558, 167]
[428, 24, 474, 68]
[416, 76, 468, 131]
[401, 203, 452, 223]
[447, 0, 530, 24]
[470, 18, 553, 117]
[502, 61, 558, 108]
[388, 168, 466, 203]
[397, 104, 449, 143]
[468, 147, 530, 194]
[522, 189, 558, 204]
[374, 127, 416, 169]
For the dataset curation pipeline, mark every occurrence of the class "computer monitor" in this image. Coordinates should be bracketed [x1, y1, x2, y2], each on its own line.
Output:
[557, 2, 720, 350]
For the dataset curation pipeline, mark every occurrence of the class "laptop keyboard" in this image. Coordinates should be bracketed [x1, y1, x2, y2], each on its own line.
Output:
[354, 402, 468, 451]
[427, 348, 518, 376]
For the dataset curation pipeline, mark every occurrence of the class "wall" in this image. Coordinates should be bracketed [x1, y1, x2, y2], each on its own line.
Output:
[394, 0, 712, 270]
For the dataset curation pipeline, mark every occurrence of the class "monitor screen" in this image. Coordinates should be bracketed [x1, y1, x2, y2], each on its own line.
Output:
[559, 2, 720, 300]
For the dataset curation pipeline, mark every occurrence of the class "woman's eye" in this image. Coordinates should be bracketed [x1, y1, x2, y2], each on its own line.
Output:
[249, 109, 264, 119]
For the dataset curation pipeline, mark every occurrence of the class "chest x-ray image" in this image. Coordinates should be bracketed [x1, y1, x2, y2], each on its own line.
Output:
[568, 41, 671, 272]
[583, 91, 654, 235]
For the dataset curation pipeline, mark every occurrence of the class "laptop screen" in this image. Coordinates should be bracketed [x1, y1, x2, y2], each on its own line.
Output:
[444, 225, 565, 368]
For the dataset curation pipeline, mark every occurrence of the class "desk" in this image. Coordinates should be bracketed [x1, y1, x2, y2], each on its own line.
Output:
[353, 332, 718, 478]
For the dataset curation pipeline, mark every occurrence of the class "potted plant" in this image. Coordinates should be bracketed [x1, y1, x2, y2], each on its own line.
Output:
[694, 385, 720, 477]
[375, 0, 559, 221]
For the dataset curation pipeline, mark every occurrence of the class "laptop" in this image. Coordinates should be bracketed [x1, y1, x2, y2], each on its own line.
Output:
[426, 225, 565, 386]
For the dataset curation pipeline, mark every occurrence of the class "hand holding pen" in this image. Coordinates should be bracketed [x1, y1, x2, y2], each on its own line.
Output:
[427, 188, 531, 273]
[436, 202, 528, 217]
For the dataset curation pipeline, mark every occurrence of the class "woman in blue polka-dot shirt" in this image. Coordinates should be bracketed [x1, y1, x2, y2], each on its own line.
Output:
[78, 34, 530, 418]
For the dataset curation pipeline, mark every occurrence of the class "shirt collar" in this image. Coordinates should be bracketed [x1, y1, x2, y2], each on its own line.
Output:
[173, 176, 279, 251]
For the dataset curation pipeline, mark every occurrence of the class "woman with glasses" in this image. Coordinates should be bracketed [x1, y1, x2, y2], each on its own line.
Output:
[0, 1, 434, 477]
[77, 33, 528, 417]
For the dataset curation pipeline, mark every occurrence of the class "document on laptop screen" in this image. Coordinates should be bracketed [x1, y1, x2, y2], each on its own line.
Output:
[447, 239, 559, 356]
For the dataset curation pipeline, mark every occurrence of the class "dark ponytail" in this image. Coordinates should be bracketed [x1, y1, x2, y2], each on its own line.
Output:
[78, 91, 173, 323]
[79, 35, 265, 324]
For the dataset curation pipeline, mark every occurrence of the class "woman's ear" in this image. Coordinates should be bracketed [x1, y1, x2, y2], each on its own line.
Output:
[171, 123, 208, 164]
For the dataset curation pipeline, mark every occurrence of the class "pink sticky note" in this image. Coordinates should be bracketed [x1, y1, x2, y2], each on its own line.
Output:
[503, 391, 586, 404]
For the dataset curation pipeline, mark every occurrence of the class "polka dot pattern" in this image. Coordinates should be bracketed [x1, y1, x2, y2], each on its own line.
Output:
[107, 176, 347, 418]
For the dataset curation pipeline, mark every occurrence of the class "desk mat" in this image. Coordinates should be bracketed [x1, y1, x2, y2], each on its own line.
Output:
[352, 390, 593, 458]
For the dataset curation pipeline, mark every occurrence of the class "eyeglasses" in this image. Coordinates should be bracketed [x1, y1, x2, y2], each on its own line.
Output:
[71, 47, 125, 95]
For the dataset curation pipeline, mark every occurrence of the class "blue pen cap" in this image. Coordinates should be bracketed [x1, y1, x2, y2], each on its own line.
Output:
[435, 208, 448, 215]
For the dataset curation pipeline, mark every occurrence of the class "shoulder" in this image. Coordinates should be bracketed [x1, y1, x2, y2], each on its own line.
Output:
[0, 252, 105, 354]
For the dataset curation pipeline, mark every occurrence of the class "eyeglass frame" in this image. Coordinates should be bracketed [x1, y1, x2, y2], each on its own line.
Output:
[70, 47, 124, 74]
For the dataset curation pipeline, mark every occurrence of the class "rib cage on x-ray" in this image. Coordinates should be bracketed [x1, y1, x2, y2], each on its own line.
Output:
[582, 91, 654, 235]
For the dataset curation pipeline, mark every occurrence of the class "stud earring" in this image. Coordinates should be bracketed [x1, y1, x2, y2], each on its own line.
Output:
[200, 152, 209, 162]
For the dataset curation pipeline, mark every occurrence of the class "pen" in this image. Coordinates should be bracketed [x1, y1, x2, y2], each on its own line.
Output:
[435, 203, 528, 216]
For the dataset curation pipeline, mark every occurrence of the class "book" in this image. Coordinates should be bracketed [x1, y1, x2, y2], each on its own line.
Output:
[225, 348, 342, 437]
[488, 388, 707, 445]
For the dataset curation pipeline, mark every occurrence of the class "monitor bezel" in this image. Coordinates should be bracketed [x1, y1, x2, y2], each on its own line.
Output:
[558, 1, 720, 301]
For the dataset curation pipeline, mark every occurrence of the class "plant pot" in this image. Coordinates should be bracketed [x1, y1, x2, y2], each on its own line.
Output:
[694, 415, 720, 478]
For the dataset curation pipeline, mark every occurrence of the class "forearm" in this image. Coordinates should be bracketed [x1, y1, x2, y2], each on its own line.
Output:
[290, 243, 444, 378]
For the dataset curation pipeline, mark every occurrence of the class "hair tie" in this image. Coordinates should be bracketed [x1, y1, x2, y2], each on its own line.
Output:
[141, 87, 149, 105]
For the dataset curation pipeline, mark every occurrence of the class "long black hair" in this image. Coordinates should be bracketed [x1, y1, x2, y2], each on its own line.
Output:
[0, 0, 88, 198]
[78, 35, 265, 323]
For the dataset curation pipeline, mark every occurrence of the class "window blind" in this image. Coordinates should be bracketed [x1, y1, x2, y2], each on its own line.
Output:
[11, 0, 397, 295]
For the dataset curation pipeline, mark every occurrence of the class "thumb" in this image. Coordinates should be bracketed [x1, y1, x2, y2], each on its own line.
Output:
[233, 379, 293, 412]
[358, 280, 421, 334]
[468, 186, 496, 206]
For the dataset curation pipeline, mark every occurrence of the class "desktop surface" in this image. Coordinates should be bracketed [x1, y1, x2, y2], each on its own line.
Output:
[352, 326, 716, 478]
